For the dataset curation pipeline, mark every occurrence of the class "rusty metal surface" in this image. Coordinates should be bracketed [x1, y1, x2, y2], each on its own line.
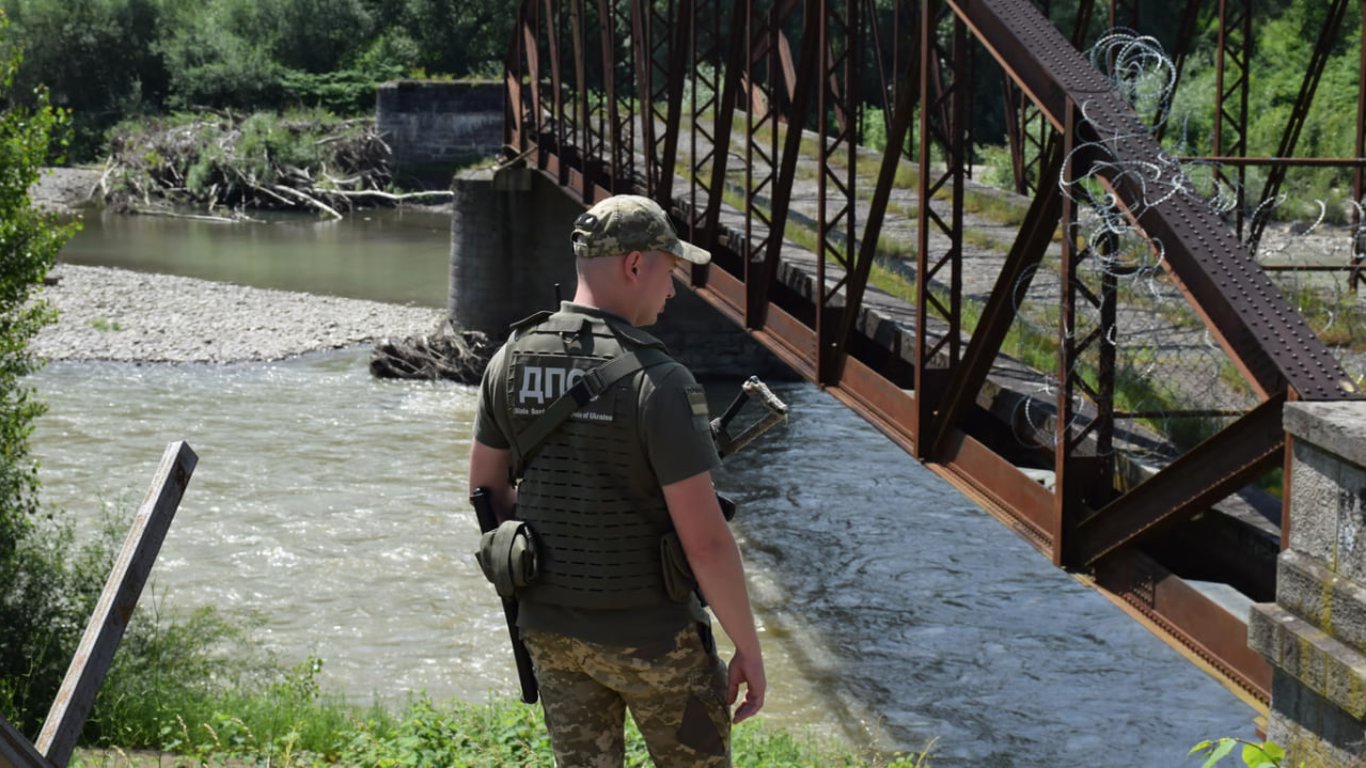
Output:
[814, 0, 861, 384]
[1093, 548, 1272, 704]
[914, 0, 967, 457]
[953, 0, 1355, 402]
[1053, 97, 1120, 565]
[929, 143, 1062, 456]
[755, 0, 821, 330]
[1214, 0, 1251, 238]
[1075, 393, 1286, 567]
[502, 0, 1365, 711]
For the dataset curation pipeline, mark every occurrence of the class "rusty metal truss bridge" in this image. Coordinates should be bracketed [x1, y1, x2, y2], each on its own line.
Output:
[501, 0, 1366, 708]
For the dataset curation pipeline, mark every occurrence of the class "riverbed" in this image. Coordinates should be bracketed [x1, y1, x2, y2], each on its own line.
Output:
[28, 209, 1257, 766]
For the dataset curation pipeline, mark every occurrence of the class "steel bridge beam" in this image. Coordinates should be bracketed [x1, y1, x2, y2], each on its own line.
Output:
[948, 0, 1354, 403]
[499, 0, 1364, 711]
[1072, 393, 1287, 568]
[1213, 0, 1251, 240]
[913, 0, 968, 456]
[928, 143, 1063, 457]
[755, 0, 823, 331]
[1246, 0, 1352, 254]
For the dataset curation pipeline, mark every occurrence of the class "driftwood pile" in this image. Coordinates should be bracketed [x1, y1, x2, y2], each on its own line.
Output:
[101, 113, 452, 221]
[370, 322, 495, 383]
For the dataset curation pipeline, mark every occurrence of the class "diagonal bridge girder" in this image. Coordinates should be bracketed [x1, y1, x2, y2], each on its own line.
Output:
[501, 0, 1366, 711]
[948, 0, 1355, 404]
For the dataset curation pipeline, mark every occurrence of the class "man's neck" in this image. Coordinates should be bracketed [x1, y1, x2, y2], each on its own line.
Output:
[571, 289, 636, 326]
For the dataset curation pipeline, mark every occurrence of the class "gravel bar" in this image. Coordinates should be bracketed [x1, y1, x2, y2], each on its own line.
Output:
[32, 265, 444, 363]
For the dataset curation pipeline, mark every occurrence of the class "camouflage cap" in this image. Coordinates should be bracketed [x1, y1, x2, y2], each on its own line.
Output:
[571, 195, 711, 265]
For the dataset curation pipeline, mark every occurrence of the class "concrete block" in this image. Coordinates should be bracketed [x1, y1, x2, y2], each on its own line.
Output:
[1289, 441, 1366, 580]
[1266, 669, 1366, 765]
[1277, 550, 1366, 658]
[1250, 602, 1366, 719]
[1285, 402, 1366, 470]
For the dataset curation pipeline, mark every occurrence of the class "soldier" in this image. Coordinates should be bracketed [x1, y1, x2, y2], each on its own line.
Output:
[468, 194, 765, 767]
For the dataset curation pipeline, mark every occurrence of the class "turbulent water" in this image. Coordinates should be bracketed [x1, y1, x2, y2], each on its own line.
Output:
[27, 213, 1257, 765]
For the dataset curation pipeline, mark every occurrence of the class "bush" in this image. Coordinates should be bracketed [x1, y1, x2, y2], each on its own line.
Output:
[0, 0, 168, 160]
[0, 10, 73, 542]
[157, 18, 288, 111]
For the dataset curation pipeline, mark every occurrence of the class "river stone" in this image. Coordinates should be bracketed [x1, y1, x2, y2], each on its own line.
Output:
[32, 264, 444, 363]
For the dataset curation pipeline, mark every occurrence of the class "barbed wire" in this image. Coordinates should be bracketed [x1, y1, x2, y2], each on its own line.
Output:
[1002, 30, 1363, 460]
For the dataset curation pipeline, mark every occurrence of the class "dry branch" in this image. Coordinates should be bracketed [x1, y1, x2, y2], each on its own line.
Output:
[100, 114, 430, 220]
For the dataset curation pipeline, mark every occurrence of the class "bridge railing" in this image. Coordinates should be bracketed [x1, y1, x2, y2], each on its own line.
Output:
[502, 0, 1366, 705]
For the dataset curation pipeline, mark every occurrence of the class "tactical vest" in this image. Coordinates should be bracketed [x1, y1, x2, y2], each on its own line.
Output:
[502, 308, 677, 611]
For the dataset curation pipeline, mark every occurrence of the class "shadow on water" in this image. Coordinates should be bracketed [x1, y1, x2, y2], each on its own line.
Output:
[709, 382, 1256, 766]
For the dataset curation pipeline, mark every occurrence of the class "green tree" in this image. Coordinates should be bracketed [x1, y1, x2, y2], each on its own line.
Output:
[0, 10, 71, 542]
[403, 0, 513, 78]
[1, 0, 168, 160]
[0, 8, 80, 734]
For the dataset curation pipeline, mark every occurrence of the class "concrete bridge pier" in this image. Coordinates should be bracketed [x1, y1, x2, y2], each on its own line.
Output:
[1250, 402, 1366, 764]
[448, 168, 790, 379]
[448, 166, 580, 335]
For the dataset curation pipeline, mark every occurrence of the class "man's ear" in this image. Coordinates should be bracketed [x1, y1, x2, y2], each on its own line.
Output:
[624, 250, 643, 281]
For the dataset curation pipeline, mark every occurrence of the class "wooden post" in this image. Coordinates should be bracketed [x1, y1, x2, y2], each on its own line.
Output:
[1, 715, 55, 768]
[34, 442, 197, 768]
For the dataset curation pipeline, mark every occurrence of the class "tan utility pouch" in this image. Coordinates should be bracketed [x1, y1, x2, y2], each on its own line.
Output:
[476, 520, 538, 597]
[659, 531, 696, 602]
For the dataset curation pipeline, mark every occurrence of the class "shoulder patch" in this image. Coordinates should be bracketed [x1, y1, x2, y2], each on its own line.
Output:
[685, 384, 711, 432]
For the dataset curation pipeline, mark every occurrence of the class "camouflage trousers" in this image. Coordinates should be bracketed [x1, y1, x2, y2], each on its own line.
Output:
[521, 623, 731, 768]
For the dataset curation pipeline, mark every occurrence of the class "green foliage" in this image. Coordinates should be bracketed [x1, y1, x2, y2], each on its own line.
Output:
[156, 14, 287, 111]
[0, 514, 107, 734]
[0, 0, 511, 157]
[0, 10, 74, 545]
[1190, 737, 1286, 768]
[399, 0, 511, 80]
[1163, 0, 1364, 207]
[335, 697, 929, 768]
[0, 0, 168, 159]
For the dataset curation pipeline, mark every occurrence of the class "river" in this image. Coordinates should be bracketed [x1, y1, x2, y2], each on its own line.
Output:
[29, 208, 1256, 766]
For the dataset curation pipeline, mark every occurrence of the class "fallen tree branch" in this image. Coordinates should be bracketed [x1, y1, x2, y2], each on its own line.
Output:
[273, 185, 344, 220]
[328, 189, 455, 202]
[128, 206, 243, 224]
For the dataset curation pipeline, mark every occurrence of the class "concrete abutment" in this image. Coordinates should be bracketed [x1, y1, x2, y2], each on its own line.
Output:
[1250, 402, 1366, 765]
[448, 168, 791, 380]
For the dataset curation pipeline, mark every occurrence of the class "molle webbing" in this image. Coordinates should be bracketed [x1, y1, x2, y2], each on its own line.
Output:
[504, 311, 678, 611]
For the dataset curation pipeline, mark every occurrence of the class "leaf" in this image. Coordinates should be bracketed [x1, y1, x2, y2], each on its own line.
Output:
[1191, 740, 1214, 755]
[1242, 743, 1269, 767]
[1262, 742, 1286, 762]
[1201, 738, 1237, 768]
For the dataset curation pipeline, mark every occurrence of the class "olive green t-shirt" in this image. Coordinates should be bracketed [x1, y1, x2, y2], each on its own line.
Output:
[472, 304, 718, 645]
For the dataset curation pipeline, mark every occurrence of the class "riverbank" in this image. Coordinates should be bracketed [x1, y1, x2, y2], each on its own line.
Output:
[32, 264, 443, 363]
[29, 167, 103, 215]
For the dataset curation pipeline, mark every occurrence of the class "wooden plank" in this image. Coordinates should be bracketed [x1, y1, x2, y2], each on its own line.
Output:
[1, 715, 54, 768]
[35, 442, 197, 768]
